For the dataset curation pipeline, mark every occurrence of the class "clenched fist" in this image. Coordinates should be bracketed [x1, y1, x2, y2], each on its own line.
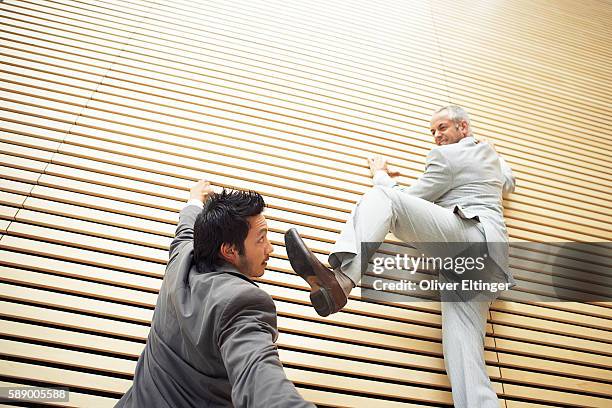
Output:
[190, 179, 215, 203]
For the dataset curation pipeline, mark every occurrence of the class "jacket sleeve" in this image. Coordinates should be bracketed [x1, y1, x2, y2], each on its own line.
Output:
[216, 287, 314, 408]
[391, 148, 452, 202]
[169, 204, 202, 263]
[498, 156, 516, 198]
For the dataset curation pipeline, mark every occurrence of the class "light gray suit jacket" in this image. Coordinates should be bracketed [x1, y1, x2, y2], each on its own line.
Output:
[116, 205, 314, 408]
[378, 136, 516, 284]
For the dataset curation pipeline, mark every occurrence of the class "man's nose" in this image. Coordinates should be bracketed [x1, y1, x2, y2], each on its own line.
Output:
[267, 242, 274, 255]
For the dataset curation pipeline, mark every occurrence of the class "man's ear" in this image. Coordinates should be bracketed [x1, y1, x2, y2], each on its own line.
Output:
[459, 120, 470, 136]
[219, 242, 238, 264]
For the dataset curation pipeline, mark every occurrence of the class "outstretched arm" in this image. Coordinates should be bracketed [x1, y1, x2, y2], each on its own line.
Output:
[217, 288, 314, 408]
[368, 150, 452, 202]
[169, 180, 214, 261]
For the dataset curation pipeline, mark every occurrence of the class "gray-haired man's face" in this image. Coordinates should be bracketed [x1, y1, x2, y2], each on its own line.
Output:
[430, 112, 469, 146]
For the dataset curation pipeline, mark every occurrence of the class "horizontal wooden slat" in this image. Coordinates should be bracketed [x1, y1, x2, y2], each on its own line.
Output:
[2, 2, 608, 182]
[0, 205, 18, 219]
[0, 220, 10, 233]
[0, 249, 160, 291]
[0, 359, 129, 394]
[0, 318, 143, 358]
[31, 0, 608, 126]
[0, 234, 166, 276]
[0, 190, 26, 209]
[0, 154, 47, 174]
[501, 382, 611, 408]
[0, 266, 157, 308]
[0, 300, 148, 340]
[9, 0, 612, 126]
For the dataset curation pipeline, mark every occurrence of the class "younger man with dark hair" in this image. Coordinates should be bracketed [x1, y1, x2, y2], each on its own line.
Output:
[117, 180, 313, 408]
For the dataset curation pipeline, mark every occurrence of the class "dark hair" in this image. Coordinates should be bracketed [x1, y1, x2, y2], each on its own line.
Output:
[193, 189, 265, 273]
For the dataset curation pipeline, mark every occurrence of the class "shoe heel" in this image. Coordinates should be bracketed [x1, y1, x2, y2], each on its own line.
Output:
[310, 288, 332, 317]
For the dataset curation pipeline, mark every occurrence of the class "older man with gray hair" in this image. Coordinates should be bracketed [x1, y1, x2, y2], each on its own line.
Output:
[285, 105, 515, 407]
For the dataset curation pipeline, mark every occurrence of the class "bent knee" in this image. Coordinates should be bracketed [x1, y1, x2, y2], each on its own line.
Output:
[355, 186, 394, 213]
[361, 185, 394, 204]
[370, 185, 423, 208]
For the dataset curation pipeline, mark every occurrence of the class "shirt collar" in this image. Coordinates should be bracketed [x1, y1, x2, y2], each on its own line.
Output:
[214, 262, 258, 286]
[459, 136, 475, 145]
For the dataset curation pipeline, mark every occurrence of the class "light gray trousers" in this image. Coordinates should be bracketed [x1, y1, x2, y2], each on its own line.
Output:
[329, 186, 500, 408]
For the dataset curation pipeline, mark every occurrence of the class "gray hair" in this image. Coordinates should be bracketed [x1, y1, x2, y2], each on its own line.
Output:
[434, 105, 471, 127]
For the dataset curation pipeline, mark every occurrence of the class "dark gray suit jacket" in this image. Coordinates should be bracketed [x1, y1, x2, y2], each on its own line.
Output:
[116, 205, 313, 408]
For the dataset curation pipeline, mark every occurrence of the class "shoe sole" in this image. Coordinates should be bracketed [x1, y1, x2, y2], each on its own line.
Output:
[310, 288, 332, 317]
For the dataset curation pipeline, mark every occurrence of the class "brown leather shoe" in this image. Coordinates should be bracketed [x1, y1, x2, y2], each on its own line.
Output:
[284, 228, 347, 316]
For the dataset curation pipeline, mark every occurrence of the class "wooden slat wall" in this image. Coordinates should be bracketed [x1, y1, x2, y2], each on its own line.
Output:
[1, 0, 610, 406]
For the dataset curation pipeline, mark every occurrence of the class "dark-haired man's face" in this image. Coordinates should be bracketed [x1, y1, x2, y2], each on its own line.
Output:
[235, 214, 274, 278]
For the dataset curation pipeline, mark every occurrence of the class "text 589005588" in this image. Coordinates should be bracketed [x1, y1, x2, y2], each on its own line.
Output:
[0, 386, 70, 402]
